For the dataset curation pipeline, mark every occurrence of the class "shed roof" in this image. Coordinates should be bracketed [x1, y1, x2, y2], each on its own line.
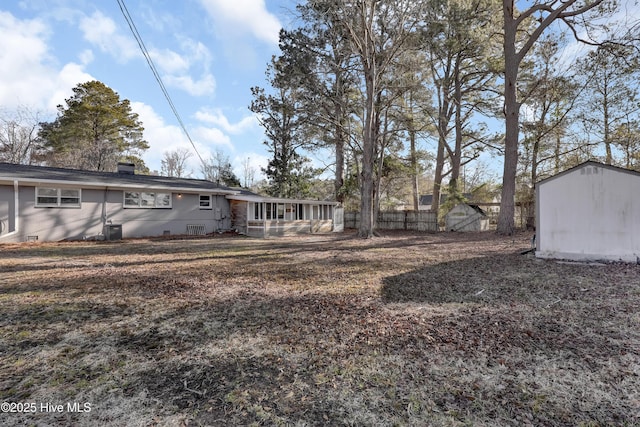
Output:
[419, 193, 472, 206]
[446, 203, 487, 216]
[536, 161, 640, 187]
[468, 204, 487, 216]
[0, 162, 238, 194]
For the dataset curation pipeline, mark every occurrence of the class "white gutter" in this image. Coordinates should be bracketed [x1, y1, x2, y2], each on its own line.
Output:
[0, 176, 240, 196]
[0, 180, 19, 241]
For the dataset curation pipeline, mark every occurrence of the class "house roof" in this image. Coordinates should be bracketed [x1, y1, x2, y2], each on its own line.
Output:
[226, 188, 338, 206]
[419, 193, 472, 206]
[0, 162, 238, 195]
[446, 203, 487, 216]
[536, 160, 640, 187]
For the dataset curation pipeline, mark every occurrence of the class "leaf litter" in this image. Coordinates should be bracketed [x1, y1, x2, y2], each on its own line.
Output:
[0, 230, 639, 426]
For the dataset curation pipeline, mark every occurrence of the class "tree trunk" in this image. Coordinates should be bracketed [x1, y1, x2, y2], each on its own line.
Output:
[334, 63, 346, 204]
[497, 2, 519, 235]
[432, 85, 451, 220]
[358, 69, 376, 238]
[409, 128, 419, 211]
[432, 133, 446, 220]
[450, 64, 463, 194]
[335, 123, 345, 204]
[603, 84, 612, 165]
[554, 130, 561, 174]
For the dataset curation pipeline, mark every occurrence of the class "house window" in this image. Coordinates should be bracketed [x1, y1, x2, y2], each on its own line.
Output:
[156, 193, 171, 208]
[123, 191, 172, 208]
[252, 202, 264, 220]
[277, 203, 285, 220]
[199, 195, 212, 209]
[36, 187, 81, 207]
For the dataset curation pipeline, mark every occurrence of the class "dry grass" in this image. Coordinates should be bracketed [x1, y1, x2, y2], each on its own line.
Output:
[1, 230, 639, 426]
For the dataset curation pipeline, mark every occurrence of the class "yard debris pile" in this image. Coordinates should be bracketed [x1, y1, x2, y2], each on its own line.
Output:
[1, 231, 639, 426]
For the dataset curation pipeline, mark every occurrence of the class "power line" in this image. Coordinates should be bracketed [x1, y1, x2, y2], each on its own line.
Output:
[115, 0, 207, 168]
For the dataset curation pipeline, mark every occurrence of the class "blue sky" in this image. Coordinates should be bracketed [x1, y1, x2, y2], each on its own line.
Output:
[0, 0, 299, 178]
[1, 1, 636, 183]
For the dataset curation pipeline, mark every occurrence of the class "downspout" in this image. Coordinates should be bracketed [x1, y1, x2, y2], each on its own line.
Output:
[101, 187, 109, 236]
[0, 180, 20, 241]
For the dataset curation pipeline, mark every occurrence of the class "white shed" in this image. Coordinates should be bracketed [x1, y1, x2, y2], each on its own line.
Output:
[445, 203, 489, 232]
[535, 161, 640, 262]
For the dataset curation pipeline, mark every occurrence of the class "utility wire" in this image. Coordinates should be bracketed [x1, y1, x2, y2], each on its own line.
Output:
[115, 0, 207, 168]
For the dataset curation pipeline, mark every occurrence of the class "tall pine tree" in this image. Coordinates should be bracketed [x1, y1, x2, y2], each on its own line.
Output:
[38, 80, 149, 172]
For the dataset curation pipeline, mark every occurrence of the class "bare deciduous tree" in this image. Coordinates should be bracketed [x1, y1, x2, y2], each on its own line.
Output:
[160, 147, 192, 178]
[497, 0, 609, 234]
[241, 157, 256, 189]
[0, 106, 42, 165]
[201, 149, 241, 187]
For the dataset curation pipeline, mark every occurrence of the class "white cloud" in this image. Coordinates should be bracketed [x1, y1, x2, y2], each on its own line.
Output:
[152, 38, 216, 95]
[0, 11, 92, 114]
[163, 74, 216, 96]
[78, 49, 94, 65]
[198, 0, 281, 45]
[0, 12, 50, 108]
[178, 38, 214, 70]
[48, 63, 94, 109]
[131, 102, 190, 172]
[79, 11, 139, 63]
[77, 7, 220, 100]
[132, 101, 243, 174]
[194, 109, 257, 134]
[139, 4, 180, 34]
[150, 48, 190, 74]
[192, 126, 233, 149]
[232, 151, 268, 182]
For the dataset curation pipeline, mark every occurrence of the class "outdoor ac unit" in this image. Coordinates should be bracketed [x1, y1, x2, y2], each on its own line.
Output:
[103, 224, 122, 241]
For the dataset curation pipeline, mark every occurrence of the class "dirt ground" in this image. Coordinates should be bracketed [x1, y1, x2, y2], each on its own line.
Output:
[0, 230, 639, 426]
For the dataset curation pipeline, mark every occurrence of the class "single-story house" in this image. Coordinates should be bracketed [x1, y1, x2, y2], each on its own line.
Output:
[535, 161, 640, 262]
[444, 203, 489, 231]
[0, 162, 341, 242]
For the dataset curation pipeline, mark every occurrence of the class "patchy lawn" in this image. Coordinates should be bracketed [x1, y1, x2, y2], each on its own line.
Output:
[1, 231, 639, 426]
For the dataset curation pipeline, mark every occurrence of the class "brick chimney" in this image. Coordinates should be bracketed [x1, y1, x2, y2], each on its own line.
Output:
[117, 162, 135, 174]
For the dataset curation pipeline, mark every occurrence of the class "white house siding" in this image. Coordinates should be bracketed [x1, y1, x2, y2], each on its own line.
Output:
[0, 185, 15, 237]
[0, 186, 99, 241]
[536, 162, 640, 262]
[0, 185, 232, 242]
[106, 192, 231, 238]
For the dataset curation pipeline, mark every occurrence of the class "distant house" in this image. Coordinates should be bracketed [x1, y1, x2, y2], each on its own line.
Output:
[419, 193, 473, 211]
[536, 161, 640, 262]
[0, 162, 341, 242]
[444, 203, 488, 232]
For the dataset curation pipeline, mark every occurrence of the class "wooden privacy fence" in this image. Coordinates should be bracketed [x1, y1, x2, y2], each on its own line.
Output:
[344, 211, 438, 232]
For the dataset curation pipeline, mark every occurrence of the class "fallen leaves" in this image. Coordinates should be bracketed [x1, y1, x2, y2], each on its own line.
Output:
[0, 231, 639, 426]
